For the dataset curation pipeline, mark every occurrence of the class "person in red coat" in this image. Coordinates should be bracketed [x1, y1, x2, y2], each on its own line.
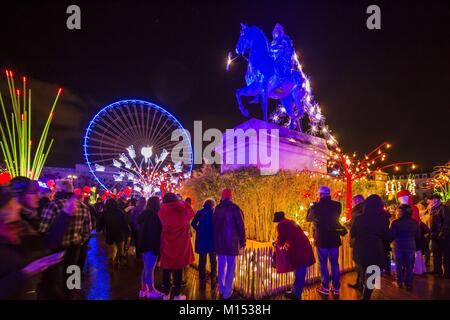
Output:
[158, 193, 195, 300]
[273, 212, 315, 299]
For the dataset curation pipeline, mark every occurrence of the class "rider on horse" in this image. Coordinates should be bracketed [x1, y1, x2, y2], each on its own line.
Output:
[270, 23, 294, 79]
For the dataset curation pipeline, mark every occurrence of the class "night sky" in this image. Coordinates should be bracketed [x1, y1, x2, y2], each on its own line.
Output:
[1, 0, 449, 172]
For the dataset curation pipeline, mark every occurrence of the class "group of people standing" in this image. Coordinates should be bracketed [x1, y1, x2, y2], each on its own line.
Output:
[2, 174, 449, 301]
[348, 190, 450, 299]
[137, 188, 246, 300]
[100, 188, 246, 300]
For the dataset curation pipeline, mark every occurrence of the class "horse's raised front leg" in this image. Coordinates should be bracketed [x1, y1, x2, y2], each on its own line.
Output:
[280, 96, 296, 130]
[236, 82, 261, 118]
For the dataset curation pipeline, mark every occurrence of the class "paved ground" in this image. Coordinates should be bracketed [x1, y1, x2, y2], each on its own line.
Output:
[79, 233, 450, 300]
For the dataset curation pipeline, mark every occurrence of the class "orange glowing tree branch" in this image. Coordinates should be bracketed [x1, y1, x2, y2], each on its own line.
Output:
[326, 142, 415, 219]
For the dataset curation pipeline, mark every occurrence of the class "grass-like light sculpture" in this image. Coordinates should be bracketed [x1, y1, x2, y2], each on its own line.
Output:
[0, 70, 62, 179]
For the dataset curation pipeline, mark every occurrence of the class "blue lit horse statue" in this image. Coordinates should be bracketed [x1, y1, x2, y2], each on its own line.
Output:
[230, 23, 305, 130]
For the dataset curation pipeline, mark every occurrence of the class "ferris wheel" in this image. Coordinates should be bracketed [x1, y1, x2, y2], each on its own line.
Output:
[83, 99, 193, 197]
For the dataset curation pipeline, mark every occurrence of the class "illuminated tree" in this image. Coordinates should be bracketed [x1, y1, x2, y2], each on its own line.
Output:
[424, 162, 450, 201]
[0, 70, 62, 179]
[385, 174, 416, 201]
[325, 142, 415, 219]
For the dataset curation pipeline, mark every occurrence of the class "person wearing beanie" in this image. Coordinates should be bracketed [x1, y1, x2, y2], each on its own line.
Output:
[212, 188, 246, 300]
[273, 211, 315, 300]
[307, 186, 342, 296]
[397, 190, 420, 222]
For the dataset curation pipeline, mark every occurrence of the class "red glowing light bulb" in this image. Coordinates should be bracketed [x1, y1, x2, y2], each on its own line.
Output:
[16, 89, 20, 96]
[57, 87, 63, 95]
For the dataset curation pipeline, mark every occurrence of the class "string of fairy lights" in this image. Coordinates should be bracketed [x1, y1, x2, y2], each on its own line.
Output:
[269, 51, 337, 146]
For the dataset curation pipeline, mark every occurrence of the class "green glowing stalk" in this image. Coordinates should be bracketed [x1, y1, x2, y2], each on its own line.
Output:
[0, 71, 62, 179]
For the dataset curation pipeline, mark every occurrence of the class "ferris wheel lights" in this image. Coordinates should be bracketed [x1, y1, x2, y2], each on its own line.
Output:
[95, 164, 105, 172]
[127, 145, 136, 159]
[174, 161, 183, 173]
[83, 99, 193, 194]
[141, 146, 153, 162]
[155, 149, 169, 163]
[113, 159, 122, 168]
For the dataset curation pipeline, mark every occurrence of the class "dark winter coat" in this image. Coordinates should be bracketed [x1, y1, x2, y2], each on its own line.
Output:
[191, 204, 215, 254]
[0, 237, 29, 300]
[351, 203, 364, 220]
[212, 199, 246, 256]
[137, 209, 162, 255]
[390, 212, 421, 252]
[276, 219, 315, 272]
[307, 196, 342, 248]
[416, 222, 430, 252]
[350, 209, 390, 269]
[430, 203, 450, 242]
[0, 213, 71, 299]
[98, 209, 130, 245]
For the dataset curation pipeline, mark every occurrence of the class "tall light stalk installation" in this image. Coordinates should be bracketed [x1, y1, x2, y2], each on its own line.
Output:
[0, 70, 62, 179]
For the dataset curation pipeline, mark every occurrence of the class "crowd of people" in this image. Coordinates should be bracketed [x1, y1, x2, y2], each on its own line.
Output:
[1, 175, 449, 301]
[346, 190, 450, 299]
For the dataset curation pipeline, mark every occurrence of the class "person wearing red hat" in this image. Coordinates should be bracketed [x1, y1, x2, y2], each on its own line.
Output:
[212, 188, 246, 299]
[397, 190, 420, 223]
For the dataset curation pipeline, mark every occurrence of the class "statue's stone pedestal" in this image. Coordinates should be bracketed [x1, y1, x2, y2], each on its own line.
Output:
[218, 118, 329, 175]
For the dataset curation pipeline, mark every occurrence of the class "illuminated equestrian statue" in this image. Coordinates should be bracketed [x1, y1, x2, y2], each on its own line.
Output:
[232, 23, 305, 130]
